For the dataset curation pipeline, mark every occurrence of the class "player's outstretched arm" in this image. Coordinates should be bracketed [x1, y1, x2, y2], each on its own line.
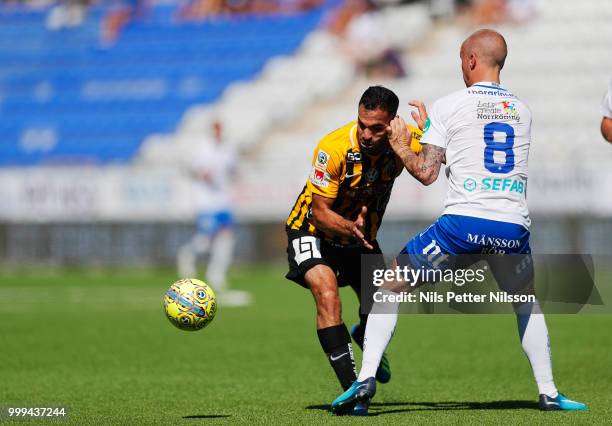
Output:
[601, 117, 612, 143]
[311, 195, 373, 249]
[387, 116, 445, 185]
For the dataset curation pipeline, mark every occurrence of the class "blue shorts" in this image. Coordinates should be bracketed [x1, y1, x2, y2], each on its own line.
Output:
[398, 214, 534, 297]
[402, 214, 530, 270]
[196, 211, 234, 235]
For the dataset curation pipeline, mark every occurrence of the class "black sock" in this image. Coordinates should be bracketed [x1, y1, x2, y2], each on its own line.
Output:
[317, 324, 356, 390]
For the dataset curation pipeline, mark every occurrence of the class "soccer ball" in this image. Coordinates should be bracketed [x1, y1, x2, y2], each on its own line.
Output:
[163, 278, 217, 331]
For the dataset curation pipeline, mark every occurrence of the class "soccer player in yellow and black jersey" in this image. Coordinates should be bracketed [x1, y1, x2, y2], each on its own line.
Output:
[285, 86, 424, 401]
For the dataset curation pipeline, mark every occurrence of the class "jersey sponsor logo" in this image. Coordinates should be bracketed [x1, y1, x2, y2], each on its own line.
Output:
[310, 167, 330, 187]
[292, 236, 322, 265]
[476, 100, 520, 122]
[463, 177, 525, 194]
[316, 150, 329, 168]
[464, 178, 477, 192]
[500, 101, 517, 115]
[468, 88, 517, 98]
[482, 177, 525, 194]
[466, 234, 522, 249]
[364, 168, 379, 182]
[347, 152, 361, 162]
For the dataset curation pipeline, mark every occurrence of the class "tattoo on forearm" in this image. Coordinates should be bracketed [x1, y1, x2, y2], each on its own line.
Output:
[399, 143, 445, 184]
[420, 144, 445, 175]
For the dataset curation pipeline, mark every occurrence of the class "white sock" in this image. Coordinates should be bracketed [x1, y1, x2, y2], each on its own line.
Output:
[177, 235, 210, 278]
[206, 229, 235, 291]
[516, 301, 558, 398]
[357, 289, 399, 381]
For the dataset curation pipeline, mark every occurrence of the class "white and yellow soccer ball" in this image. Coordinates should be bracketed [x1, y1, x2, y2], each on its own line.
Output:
[163, 278, 217, 331]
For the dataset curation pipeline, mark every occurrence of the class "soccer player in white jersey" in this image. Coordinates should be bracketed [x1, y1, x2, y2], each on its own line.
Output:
[332, 29, 586, 415]
[177, 120, 250, 306]
[601, 79, 612, 143]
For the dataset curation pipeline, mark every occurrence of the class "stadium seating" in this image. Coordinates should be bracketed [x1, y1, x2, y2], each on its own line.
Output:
[0, 3, 328, 165]
[233, 0, 612, 220]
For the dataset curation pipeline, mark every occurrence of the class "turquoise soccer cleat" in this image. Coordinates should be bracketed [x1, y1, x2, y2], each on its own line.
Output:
[350, 324, 391, 383]
[331, 377, 376, 416]
[539, 392, 587, 411]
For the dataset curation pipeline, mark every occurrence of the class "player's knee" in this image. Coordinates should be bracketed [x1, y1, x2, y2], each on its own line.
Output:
[313, 288, 341, 322]
[316, 288, 340, 308]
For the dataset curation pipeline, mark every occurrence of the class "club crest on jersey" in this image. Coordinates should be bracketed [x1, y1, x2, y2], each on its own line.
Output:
[315, 150, 329, 168]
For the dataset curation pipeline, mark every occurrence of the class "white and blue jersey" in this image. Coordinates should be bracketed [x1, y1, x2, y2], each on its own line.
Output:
[191, 140, 237, 236]
[405, 81, 532, 262]
[197, 211, 234, 235]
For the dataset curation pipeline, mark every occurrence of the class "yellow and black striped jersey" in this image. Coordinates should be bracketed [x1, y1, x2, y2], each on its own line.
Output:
[286, 121, 422, 245]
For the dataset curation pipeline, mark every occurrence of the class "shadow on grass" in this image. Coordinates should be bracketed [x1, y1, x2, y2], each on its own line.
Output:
[307, 400, 539, 416]
[183, 414, 231, 419]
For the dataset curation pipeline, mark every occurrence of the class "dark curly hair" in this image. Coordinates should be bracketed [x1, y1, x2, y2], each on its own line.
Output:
[359, 86, 399, 116]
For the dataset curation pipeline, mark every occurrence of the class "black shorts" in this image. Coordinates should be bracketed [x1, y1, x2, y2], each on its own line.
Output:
[285, 228, 385, 292]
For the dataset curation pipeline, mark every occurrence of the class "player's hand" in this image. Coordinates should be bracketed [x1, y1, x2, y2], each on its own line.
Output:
[409, 100, 428, 131]
[387, 116, 412, 155]
[352, 206, 374, 250]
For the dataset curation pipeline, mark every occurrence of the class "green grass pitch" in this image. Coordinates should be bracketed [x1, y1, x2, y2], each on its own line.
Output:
[0, 265, 610, 424]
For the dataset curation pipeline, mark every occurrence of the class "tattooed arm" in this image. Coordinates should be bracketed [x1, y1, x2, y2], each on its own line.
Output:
[388, 116, 445, 186]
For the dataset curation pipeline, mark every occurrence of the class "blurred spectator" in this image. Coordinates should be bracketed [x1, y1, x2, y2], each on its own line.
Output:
[101, 0, 149, 45]
[46, 0, 88, 29]
[469, 0, 506, 23]
[177, 0, 224, 19]
[328, 0, 405, 78]
[1, 0, 56, 9]
[505, 0, 535, 22]
[466, 0, 534, 24]
[601, 79, 612, 143]
[177, 0, 322, 20]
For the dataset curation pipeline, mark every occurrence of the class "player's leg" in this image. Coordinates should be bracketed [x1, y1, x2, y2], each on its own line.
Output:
[490, 250, 586, 411]
[515, 293, 585, 409]
[488, 251, 558, 396]
[177, 234, 210, 278]
[356, 257, 401, 383]
[333, 217, 458, 414]
[206, 212, 251, 306]
[177, 212, 215, 278]
[206, 227, 234, 291]
[332, 256, 401, 414]
[285, 230, 357, 393]
[343, 242, 391, 384]
[358, 223, 456, 383]
[305, 264, 358, 391]
[204, 211, 234, 291]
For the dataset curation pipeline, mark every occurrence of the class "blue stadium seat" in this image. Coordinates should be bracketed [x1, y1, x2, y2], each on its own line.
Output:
[0, 3, 328, 165]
